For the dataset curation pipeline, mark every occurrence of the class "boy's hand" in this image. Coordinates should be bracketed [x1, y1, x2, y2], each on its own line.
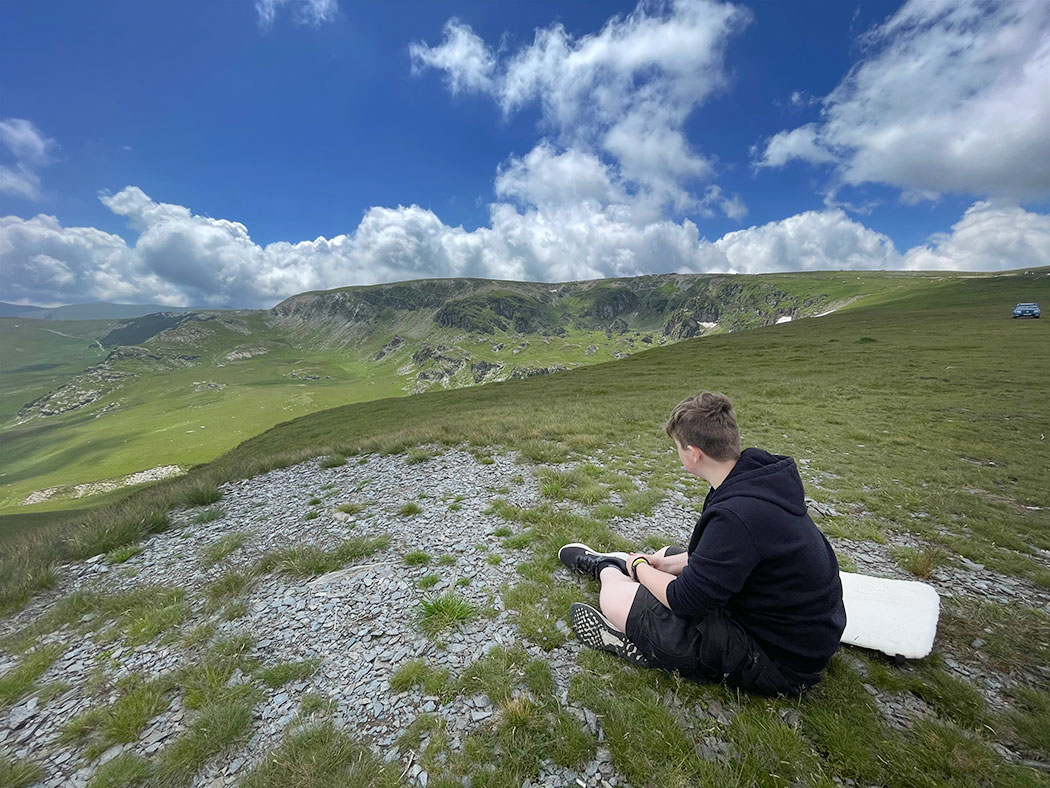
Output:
[627, 553, 653, 579]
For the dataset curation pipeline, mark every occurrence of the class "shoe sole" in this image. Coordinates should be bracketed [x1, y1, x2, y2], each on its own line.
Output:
[570, 603, 650, 668]
[558, 542, 631, 564]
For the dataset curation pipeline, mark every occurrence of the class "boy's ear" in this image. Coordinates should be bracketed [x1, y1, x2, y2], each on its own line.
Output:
[686, 444, 704, 463]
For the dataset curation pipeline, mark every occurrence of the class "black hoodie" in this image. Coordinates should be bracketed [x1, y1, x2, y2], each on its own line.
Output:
[665, 448, 846, 675]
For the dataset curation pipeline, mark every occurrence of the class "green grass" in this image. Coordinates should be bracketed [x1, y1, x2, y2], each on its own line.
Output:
[398, 502, 423, 516]
[0, 756, 45, 788]
[0, 643, 65, 709]
[154, 700, 255, 786]
[319, 454, 346, 468]
[999, 684, 1050, 758]
[2, 271, 1050, 785]
[205, 569, 255, 602]
[406, 447, 435, 464]
[200, 531, 248, 566]
[419, 592, 478, 636]
[88, 753, 153, 788]
[2, 587, 187, 655]
[105, 544, 144, 564]
[305, 510, 320, 520]
[6, 272, 1048, 616]
[938, 597, 1050, 676]
[256, 535, 390, 578]
[190, 507, 224, 524]
[256, 658, 320, 688]
[336, 501, 367, 515]
[239, 722, 400, 788]
[404, 550, 431, 566]
[418, 573, 440, 589]
[389, 659, 452, 696]
[61, 674, 174, 758]
[890, 544, 948, 579]
[396, 646, 595, 787]
[299, 691, 333, 716]
[180, 484, 223, 508]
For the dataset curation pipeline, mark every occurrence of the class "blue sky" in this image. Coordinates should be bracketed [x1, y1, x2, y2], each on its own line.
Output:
[1, 0, 1048, 308]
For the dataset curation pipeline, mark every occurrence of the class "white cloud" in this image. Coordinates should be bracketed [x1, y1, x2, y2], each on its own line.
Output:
[902, 201, 1050, 271]
[757, 0, 1050, 201]
[712, 209, 899, 274]
[494, 143, 629, 210]
[0, 118, 57, 201]
[4, 188, 1048, 307]
[409, 20, 495, 95]
[411, 0, 750, 215]
[255, 0, 337, 29]
[754, 124, 835, 169]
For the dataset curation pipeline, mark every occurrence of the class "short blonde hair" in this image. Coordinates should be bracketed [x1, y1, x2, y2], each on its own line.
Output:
[665, 391, 740, 461]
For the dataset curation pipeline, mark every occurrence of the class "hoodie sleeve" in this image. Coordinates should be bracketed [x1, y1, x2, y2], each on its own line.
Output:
[665, 510, 759, 618]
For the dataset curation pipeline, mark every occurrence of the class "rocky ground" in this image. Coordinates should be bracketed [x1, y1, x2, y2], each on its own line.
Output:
[2, 449, 1048, 787]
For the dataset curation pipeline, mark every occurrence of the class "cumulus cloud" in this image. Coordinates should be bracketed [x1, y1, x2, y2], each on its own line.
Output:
[0, 118, 57, 201]
[255, 0, 337, 29]
[409, 20, 495, 95]
[756, 0, 1050, 202]
[712, 209, 899, 274]
[902, 201, 1050, 271]
[411, 0, 750, 215]
[4, 187, 1047, 307]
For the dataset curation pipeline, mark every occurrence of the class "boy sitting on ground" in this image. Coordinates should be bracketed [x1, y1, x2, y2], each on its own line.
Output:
[560, 391, 846, 695]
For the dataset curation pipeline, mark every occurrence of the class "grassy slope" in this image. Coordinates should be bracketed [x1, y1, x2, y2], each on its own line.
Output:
[0, 318, 112, 423]
[2, 270, 1048, 788]
[208, 271, 1048, 582]
[0, 271, 942, 513]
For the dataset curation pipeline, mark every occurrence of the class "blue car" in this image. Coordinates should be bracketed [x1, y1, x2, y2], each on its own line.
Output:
[1013, 302, 1041, 318]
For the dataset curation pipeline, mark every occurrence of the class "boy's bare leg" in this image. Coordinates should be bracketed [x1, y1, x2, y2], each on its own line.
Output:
[598, 566, 641, 632]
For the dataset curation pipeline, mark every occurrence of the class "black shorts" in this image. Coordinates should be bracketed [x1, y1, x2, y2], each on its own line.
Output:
[624, 584, 817, 696]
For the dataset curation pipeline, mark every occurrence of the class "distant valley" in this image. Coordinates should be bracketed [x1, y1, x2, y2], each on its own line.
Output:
[0, 270, 957, 511]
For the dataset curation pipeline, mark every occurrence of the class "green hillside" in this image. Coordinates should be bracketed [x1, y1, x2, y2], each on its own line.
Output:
[0, 270, 949, 513]
[1, 269, 1048, 788]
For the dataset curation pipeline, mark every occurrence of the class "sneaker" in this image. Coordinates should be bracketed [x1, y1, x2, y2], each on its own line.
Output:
[558, 543, 630, 580]
[570, 603, 650, 668]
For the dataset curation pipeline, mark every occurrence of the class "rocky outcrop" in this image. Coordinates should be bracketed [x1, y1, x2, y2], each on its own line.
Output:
[372, 336, 405, 361]
[17, 347, 199, 421]
[584, 286, 639, 320]
[509, 365, 570, 379]
[225, 345, 269, 362]
[470, 360, 504, 383]
[663, 310, 703, 340]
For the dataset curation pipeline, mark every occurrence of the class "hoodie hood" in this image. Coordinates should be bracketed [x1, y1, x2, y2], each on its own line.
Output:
[705, 448, 807, 517]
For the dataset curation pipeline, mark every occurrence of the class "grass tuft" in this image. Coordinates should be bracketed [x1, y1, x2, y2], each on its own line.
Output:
[191, 507, 224, 525]
[256, 535, 389, 577]
[200, 532, 248, 566]
[419, 592, 477, 636]
[404, 550, 431, 566]
[0, 645, 65, 709]
[87, 753, 153, 788]
[0, 756, 44, 788]
[239, 722, 400, 788]
[398, 502, 423, 516]
[181, 483, 223, 507]
[890, 544, 948, 579]
[256, 659, 320, 688]
[105, 544, 144, 564]
[406, 448, 435, 465]
[389, 659, 451, 696]
[319, 454, 346, 468]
